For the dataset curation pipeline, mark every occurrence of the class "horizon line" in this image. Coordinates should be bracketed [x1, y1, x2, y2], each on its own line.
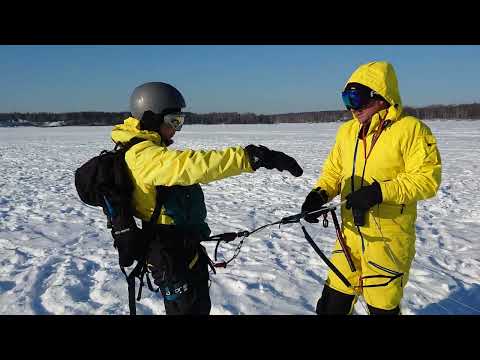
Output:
[2, 101, 479, 116]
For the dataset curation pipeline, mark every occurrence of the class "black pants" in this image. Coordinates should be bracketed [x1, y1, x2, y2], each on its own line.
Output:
[147, 225, 211, 315]
[316, 285, 400, 315]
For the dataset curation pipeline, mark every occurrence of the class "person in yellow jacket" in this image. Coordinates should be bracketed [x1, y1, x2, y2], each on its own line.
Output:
[301, 61, 442, 315]
[111, 82, 303, 315]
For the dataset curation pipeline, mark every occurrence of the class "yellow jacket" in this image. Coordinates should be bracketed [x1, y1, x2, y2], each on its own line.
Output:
[111, 117, 254, 224]
[313, 62, 442, 309]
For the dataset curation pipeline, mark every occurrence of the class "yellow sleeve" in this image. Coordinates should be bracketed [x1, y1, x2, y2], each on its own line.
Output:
[313, 129, 343, 201]
[379, 122, 442, 204]
[129, 144, 254, 186]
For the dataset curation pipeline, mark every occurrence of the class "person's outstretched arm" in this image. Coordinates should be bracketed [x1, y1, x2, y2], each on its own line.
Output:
[127, 143, 303, 186]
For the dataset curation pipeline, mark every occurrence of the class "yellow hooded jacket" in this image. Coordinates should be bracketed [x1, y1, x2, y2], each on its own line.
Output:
[314, 62, 442, 310]
[111, 117, 254, 225]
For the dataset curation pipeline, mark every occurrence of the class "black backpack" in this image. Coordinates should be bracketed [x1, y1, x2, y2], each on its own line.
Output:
[74, 137, 165, 315]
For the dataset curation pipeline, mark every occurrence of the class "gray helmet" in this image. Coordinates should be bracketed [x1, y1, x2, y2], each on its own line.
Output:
[129, 82, 186, 120]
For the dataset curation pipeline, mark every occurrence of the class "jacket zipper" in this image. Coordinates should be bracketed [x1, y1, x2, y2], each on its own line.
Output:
[368, 261, 402, 276]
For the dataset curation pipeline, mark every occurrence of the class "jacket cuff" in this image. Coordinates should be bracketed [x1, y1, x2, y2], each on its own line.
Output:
[312, 187, 330, 202]
[378, 181, 395, 203]
[242, 148, 255, 172]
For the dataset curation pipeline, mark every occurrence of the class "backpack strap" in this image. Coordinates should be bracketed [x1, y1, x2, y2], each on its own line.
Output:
[124, 186, 168, 315]
[150, 186, 168, 226]
[117, 136, 148, 152]
[113, 135, 164, 315]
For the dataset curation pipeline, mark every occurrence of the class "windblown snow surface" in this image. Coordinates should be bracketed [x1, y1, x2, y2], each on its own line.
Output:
[0, 121, 479, 315]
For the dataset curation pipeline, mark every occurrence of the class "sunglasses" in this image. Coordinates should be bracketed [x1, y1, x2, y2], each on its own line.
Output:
[341, 89, 376, 111]
[163, 113, 185, 131]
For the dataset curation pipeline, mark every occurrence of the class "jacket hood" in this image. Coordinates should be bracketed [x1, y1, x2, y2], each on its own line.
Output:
[111, 117, 163, 145]
[345, 61, 403, 122]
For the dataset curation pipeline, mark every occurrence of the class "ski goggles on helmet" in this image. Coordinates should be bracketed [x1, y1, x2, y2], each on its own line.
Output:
[341, 88, 376, 111]
[163, 113, 185, 131]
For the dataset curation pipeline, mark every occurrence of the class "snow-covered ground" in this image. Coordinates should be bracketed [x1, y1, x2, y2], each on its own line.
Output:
[0, 121, 479, 315]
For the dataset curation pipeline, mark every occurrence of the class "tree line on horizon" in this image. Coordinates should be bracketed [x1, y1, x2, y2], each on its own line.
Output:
[1, 103, 479, 126]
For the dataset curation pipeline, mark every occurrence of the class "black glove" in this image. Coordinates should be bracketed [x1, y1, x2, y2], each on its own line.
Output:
[301, 188, 329, 223]
[345, 181, 383, 211]
[245, 144, 303, 177]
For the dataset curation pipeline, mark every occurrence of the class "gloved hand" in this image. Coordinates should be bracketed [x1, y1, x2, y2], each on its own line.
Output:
[301, 188, 329, 223]
[245, 144, 303, 177]
[345, 181, 383, 211]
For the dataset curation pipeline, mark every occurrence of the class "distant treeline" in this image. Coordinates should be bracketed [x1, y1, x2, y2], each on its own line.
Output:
[0, 112, 131, 126]
[1, 103, 479, 126]
[403, 103, 480, 120]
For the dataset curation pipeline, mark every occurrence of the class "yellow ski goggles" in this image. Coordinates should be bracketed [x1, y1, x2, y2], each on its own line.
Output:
[163, 113, 185, 131]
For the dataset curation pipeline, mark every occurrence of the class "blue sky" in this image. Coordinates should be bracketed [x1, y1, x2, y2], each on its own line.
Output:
[0, 45, 478, 114]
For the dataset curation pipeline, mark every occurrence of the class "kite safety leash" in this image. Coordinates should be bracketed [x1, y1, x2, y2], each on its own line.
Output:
[204, 200, 357, 289]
